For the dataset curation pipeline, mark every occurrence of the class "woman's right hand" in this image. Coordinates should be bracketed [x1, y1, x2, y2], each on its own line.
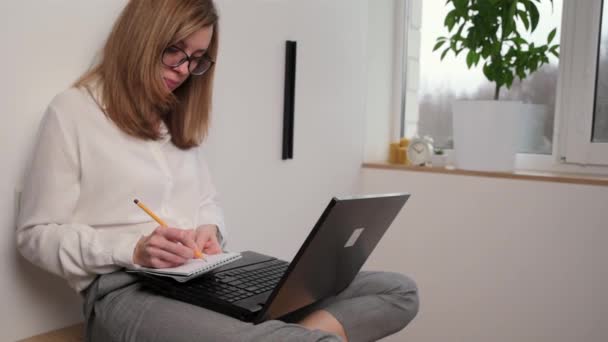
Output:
[133, 226, 199, 268]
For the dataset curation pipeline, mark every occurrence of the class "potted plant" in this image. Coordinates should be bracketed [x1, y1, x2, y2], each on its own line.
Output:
[433, 0, 559, 171]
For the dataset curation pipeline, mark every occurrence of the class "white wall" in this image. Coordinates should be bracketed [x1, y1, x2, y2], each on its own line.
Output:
[1, 2, 127, 340]
[205, 0, 367, 260]
[360, 169, 608, 342]
[0, 0, 368, 340]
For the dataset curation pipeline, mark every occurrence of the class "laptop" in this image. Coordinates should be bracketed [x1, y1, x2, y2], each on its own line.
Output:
[139, 193, 410, 323]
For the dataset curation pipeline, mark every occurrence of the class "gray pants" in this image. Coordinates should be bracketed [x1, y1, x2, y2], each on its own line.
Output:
[83, 270, 419, 342]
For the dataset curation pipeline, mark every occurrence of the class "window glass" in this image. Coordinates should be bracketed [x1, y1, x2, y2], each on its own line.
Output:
[415, 0, 563, 154]
[593, 0, 608, 142]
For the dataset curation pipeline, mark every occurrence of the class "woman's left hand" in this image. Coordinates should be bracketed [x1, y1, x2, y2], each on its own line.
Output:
[194, 224, 222, 255]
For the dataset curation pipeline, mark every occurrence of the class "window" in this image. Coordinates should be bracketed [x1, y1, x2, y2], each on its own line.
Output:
[593, 0, 608, 143]
[556, 0, 608, 166]
[391, 0, 608, 170]
[407, 0, 562, 155]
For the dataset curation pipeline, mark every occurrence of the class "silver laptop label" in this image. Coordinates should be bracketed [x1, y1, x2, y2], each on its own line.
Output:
[344, 228, 365, 248]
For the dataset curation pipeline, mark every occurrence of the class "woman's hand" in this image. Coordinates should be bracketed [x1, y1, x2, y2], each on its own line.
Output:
[133, 227, 199, 268]
[194, 224, 222, 255]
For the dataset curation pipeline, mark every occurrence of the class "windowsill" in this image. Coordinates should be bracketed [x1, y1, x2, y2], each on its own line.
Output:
[362, 162, 608, 187]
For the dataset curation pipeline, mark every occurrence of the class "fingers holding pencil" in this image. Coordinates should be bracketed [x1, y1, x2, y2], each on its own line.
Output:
[154, 226, 200, 258]
[133, 198, 205, 264]
[134, 228, 197, 268]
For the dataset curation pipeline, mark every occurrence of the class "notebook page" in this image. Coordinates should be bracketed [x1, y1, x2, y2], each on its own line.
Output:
[137, 252, 241, 276]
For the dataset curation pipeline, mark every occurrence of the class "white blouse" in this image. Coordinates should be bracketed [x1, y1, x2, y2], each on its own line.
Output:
[16, 87, 226, 292]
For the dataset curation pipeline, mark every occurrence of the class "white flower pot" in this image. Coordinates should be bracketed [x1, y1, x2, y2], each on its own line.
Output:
[452, 100, 521, 172]
[518, 104, 551, 154]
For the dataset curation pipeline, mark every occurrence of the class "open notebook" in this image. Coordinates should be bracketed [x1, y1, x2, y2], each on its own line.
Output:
[128, 252, 242, 282]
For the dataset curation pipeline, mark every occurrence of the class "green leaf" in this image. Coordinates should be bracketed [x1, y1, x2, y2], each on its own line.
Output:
[441, 47, 450, 60]
[492, 42, 501, 56]
[481, 45, 490, 58]
[530, 56, 539, 72]
[547, 28, 557, 44]
[473, 51, 481, 65]
[433, 40, 446, 52]
[466, 50, 476, 68]
[516, 65, 526, 79]
[456, 23, 466, 40]
[445, 10, 457, 31]
[453, 0, 468, 12]
[505, 72, 514, 88]
[518, 10, 530, 30]
[477, 0, 494, 17]
[508, 1, 519, 23]
[527, 2, 540, 31]
[512, 37, 528, 47]
[495, 72, 505, 88]
[483, 63, 494, 81]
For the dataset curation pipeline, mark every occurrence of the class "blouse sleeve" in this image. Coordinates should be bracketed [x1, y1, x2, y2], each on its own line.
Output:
[16, 105, 140, 292]
[196, 150, 227, 248]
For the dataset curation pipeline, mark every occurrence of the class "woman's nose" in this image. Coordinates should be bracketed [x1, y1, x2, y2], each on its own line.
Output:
[174, 61, 190, 75]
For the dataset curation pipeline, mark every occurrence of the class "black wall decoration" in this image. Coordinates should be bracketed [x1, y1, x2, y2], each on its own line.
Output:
[282, 40, 297, 160]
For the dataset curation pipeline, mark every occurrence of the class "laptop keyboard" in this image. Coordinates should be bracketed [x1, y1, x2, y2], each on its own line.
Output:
[185, 259, 289, 303]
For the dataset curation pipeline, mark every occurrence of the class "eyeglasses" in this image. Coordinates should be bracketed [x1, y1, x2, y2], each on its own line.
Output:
[161, 45, 215, 76]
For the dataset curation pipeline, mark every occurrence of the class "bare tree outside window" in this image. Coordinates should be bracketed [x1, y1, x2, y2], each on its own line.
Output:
[416, 0, 562, 153]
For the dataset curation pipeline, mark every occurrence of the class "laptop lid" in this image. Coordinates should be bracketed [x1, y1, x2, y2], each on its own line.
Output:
[254, 193, 410, 322]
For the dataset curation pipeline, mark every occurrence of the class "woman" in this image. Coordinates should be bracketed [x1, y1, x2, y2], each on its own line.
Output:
[16, 1, 419, 341]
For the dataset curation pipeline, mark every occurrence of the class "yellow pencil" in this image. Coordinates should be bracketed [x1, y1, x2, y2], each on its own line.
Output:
[133, 199, 204, 259]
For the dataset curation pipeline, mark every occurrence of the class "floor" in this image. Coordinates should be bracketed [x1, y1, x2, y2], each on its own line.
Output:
[18, 323, 84, 342]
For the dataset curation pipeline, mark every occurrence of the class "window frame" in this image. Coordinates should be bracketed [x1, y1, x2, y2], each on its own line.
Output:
[393, 0, 608, 173]
[555, 0, 608, 166]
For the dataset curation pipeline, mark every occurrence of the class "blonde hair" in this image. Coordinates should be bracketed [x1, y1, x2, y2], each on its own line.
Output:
[75, 0, 219, 149]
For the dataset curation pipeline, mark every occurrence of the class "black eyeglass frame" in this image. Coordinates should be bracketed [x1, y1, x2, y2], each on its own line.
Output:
[161, 45, 215, 76]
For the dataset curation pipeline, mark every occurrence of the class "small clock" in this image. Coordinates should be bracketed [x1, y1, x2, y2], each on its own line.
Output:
[407, 136, 434, 166]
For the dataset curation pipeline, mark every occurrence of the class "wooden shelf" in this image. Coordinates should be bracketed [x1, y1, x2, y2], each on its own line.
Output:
[363, 162, 608, 187]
